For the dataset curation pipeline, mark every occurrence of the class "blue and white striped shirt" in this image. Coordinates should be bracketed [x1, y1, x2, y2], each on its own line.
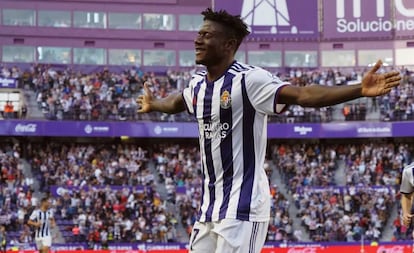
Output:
[400, 162, 414, 194]
[29, 209, 54, 238]
[182, 61, 289, 222]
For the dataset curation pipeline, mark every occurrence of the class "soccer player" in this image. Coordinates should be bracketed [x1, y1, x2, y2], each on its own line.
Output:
[400, 162, 414, 227]
[0, 225, 6, 253]
[27, 197, 55, 253]
[137, 8, 402, 253]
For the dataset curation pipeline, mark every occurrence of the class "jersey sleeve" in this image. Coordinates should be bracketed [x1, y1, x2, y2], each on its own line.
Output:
[182, 76, 198, 115]
[244, 68, 290, 115]
[400, 166, 414, 194]
[29, 210, 37, 221]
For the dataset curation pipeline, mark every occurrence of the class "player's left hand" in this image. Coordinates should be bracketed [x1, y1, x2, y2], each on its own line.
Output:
[361, 60, 402, 97]
[402, 213, 413, 227]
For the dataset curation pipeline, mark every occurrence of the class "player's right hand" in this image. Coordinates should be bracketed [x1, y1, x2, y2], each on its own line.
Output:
[137, 81, 153, 113]
[402, 213, 413, 226]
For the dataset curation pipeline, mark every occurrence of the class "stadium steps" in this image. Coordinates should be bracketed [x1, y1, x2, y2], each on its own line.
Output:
[333, 159, 346, 186]
[147, 161, 189, 243]
[332, 155, 399, 242]
[21, 158, 65, 243]
[271, 162, 311, 242]
[331, 97, 380, 122]
[380, 202, 398, 241]
[23, 88, 44, 119]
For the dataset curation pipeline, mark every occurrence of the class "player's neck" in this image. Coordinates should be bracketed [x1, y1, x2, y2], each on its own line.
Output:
[206, 58, 235, 83]
[40, 206, 48, 211]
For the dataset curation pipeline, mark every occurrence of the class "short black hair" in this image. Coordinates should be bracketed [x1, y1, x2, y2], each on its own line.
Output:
[41, 197, 49, 203]
[201, 8, 250, 50]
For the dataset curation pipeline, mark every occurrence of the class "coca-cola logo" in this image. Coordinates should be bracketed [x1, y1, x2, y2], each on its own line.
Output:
[287, 247, 318, 253]
[376, 246, 404, 253]
[14, 123, 37, 133]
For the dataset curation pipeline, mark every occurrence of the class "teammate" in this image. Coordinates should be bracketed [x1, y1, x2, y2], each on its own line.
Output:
[27, 197, 55, 253]
[0, 225, 6, 253]
[137, 8, 402, 253]
[400, 162, 414, 227]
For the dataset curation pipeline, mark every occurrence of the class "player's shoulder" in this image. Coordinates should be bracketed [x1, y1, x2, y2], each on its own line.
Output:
[401, 162, 414, 181]
[235, 63, 282, 84]
[403, 162, 414, 172]
[191, 70, 207, 81]
[228, 61, 258, 75]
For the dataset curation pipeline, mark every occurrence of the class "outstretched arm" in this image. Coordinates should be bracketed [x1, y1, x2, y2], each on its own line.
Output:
[137, 82, 186, 114]
[278, 60, 401, 108]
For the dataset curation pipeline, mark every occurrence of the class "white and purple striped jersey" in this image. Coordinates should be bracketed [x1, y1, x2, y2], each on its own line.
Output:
[29, 209, 54, 238]
[400, 162, 414, 194]
[182, 61, 289, 222]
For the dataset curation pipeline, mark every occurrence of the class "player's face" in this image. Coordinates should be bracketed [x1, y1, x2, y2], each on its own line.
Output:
[42, 199, 50, 209]
[194, 20, 232, 67]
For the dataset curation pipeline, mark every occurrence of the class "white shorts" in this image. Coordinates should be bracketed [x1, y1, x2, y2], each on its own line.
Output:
[189, 219, 268, 253]
[35, 236, 52, 249]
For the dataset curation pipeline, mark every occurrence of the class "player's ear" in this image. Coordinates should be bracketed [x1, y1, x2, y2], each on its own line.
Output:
[224, 38, 237, 54]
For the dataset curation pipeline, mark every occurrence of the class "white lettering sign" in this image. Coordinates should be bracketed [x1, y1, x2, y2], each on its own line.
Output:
[14, 123, 37, 133]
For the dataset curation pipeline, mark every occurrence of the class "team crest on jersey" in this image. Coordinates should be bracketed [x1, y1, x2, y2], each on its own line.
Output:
[220, 90, 231, 109]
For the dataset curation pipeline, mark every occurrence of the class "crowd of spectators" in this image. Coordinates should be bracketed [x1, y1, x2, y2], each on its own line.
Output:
[151, 143, 201, 238]
[342, 103, 367, 121]
[1, 139, 413, 246]
[272, 143, 339, 193]
[0, 143, 37, 246]
[26, 142, 181, 246]
[6, 64, 414, 123]
[343, 142, 412, 187]
[271, 141, 414, 242]
[295, 186, 394, 242]
[379, 69, 414, 121]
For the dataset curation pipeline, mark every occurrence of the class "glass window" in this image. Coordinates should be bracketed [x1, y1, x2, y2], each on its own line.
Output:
[248, 51, 281, 67]
[235, 51, 246, 63]
[143, 50, 175, 66]
[108, 12, 141, 29]
[37, 47, 71, 64]
[74, 11, 106, 28]
[73, 48, 106, 65]
[179, 50, 195, 66]
[396, 48, 414, 66]
[358, 49, 393, 66]
[285, 51, 318, 67]
[178, 14, 203, 31]
[2, 46, 35, 63]
[321, 50, 355, 67]
[2, 9, 35, 26]
[108, 49, 141, 65]
[143, 14, 175, 30]
[38, 10, 71, 28]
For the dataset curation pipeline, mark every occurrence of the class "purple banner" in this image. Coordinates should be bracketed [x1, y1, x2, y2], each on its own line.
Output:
[394, 0, 414, 37]
[12, 241, 414, 251]
[323, 0, 393, 39]
[50, 185, 145, 197]
[321, 122, 393, 138]
[295, 186, 392, 195]
[9, 243, 188, 251]
[3, 121, 199, 137]
[0, 78, 17, 88]
[214, 0, 319, 39]
[0, 120, 413, 138]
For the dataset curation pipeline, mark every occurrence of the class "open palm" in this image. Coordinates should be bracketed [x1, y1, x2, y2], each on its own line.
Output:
[137, 82, 153, 113]
[361, 60, 401, 97]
